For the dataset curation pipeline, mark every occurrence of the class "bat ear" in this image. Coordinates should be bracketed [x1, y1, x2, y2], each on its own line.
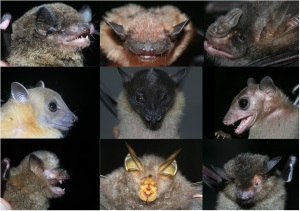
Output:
[117, 67, 133, 84]
[281, 155, 297, 182]
[79, 5, 92, 23]
[36, 80, 45, 88]
[259, 76, 276, 97]
[124, 142, 144, 171]
[158, 149, 181, 176]
[170, 19, 190, 41]
[247, 78, 256, 86]
[11, 82, 29, 103]
[170, 68, 187, 87]
[284, 15, 299, 32]
[29, 154, 44, 177]
[264, 156, 282, 173]
[211, 165, 229, 180]
[105, 20, 127, 41]
[2, 157, 11, 180]
[35, 6, 61, 37]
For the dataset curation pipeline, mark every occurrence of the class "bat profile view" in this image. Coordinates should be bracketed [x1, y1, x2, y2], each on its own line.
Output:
[100, 143, 202, 210]
[100, 4, 194, 66]
[203, 153, 297, 210]
[215, 76, 299, 139]
[205, 1, 299, 66]
[116, 68, 186, 139]
[5, 3, 93, 66]
[1, 81, 78, 138]
[2, 150, 69, 210]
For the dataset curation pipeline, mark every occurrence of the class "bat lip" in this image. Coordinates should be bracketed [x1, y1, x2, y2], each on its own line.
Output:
[61, 32, 90, 48]
[233, 113, 257, 134]
[204, 40, 237, 59]
[139, 55, 157, 61]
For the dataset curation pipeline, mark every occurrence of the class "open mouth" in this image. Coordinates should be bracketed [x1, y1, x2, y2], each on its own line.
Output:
[138, 54, 158, 61]
[63, 32, 90, 48]
[49, 178, 68, 196]
[232, 114, 256, 134]
[204, 40, 235, 58]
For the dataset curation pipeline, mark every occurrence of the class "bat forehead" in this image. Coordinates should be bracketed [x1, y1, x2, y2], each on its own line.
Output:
[31, 150, 60, 168]
[29, 88, 68, 109]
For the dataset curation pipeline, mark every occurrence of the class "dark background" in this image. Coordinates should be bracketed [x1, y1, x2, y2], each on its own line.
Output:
[203, 139, 299, 210]
[1, 1, 100, 66]
[1, 67, 100, 209]
[100, 67, 203, 139]
[100, 139, 202, 186]
[203, 67, 299, 139]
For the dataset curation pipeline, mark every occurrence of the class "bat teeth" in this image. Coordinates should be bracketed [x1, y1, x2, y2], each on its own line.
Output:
[59, 180, 63, 184]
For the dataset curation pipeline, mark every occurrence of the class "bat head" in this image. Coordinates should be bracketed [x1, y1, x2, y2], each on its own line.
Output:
[222, 76, 278, 135]
[124, 143, 181, 203]
[11, 81, 78, 133]
[118, 68, 186, 130]
[214, 153, 282, 206]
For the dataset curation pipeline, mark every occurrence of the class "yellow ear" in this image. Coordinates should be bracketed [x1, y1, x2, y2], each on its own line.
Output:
[158, 149, 181, 176]
[124, 153, 142, 171]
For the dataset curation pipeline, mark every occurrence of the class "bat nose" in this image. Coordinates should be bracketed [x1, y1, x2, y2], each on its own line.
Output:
[145, 114, 161, 123]
[141, 43, 154, 53]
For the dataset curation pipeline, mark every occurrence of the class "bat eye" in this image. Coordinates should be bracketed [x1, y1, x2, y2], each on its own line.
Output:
[238, 34, 246, 42]
[49, 102, 58, 112]
[160, 94, 169, 103]
[238, 98, 249, 109]
[135, 94, 144, 104]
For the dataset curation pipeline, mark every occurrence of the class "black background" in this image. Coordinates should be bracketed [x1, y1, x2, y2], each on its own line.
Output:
[1, 1, 100, 66]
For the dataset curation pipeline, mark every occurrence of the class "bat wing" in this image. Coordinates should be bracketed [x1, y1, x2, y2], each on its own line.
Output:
[202, 165, 223, 192]
[281, 156, 297, 182]
[100, 81, 118, 118]
[246, 49, 299, 67]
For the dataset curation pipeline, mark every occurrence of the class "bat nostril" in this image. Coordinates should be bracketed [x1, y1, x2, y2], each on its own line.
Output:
[145, 115, 152, 122]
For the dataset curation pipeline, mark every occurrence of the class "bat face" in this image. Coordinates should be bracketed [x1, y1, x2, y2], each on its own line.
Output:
[205, 2, 299, 66]
[118, 68, 186, 130]
[222, 76, 276, 135]
[100, 4, 194, 66]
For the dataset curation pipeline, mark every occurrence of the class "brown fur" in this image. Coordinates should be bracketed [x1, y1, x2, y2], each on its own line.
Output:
[100, 4, 194, 66]
[3, 151, 69, 210]
[7, 3, 90, 66]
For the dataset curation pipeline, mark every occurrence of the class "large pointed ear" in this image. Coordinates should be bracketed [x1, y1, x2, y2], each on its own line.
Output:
[170, 68, 187, 87]
[36, 80, 45, 88]
[170, 19, 190, 40]
[158, 149, 181, 176]
[124, 142, 144, 171]
[259, 76, 276, 97]
[35, 6, 61, 37]
[29, 154, 44, 177]
[105, 20, 127, 41]
[285, 15, 299, 33]
[79, 5, 92, 23]
[11, 82, 29, 103]
[247, 78, 256, 86]
[263, 156, 282, 173]
[117, 67, 133, 84]
[211, 165, 229, 180]
[281, 155, 297, 182]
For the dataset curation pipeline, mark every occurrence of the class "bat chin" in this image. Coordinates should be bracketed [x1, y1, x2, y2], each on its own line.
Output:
[204, 40, 237, 59]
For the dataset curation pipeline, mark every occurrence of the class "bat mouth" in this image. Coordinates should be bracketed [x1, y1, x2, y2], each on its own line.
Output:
[51, 122, 75, 131]
[204, 40, 236, 59]
[63, 32, 90, 48]
[138, 54, 158, 61]
[49, 179, 68, 196]
[233, 113, 257, 134]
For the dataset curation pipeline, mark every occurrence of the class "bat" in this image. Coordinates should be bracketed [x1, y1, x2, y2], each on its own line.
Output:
[5, 3, 94, 66]
[116, 67, 186, 139]
[1, 81, 78, 138]
[100, 3, 195, 66]
[205, 1, 299, 66]
[215, 76, 299, 139]
[203, 153, 297, 210]
[100, 142, 202, 209]
[2, 150, 69, 210]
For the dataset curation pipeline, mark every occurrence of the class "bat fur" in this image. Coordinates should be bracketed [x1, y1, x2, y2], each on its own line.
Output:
[100, 144, 202, 209]
[100, 4, 195, 66]
[7, 3, 92, 66]
[117, 68, 186, 139]
[1, 81, 77, 138]
[205, 1, 299, 66]
[214, 153, 288, 210]
[215, 76, 299, 139]
[3, 150, 69, 210]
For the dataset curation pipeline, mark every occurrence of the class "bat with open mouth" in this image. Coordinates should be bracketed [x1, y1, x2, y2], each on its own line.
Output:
[5, 3, 94, 66]
[215, 76, 299, 139]
[2, 151, 69, 210]
[1, 81, 78, 138]
[100, 4, 195, 66]
[100, 143, 202, 209]
[203, 153, 297, 210]
[205, 1, 299, 66]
